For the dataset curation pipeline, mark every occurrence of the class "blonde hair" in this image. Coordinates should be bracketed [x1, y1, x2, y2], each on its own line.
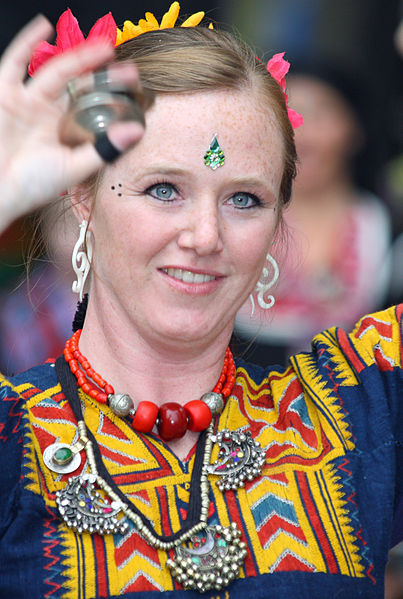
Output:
[115, 27, 297, 207]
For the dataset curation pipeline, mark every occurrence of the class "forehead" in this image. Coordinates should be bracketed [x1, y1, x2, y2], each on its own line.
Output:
[113, 89, 285, 190]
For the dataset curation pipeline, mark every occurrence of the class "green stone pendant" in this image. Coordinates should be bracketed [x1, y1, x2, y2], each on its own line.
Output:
[43, 442, 82, 474]
[53, 446, 73, 466]
[204, 135, 225, 170]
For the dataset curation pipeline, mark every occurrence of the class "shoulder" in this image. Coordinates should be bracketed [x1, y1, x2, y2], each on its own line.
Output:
[353, 191, 391, 226]
[2, 360, 60, 396]
[0, 361, 65, 538]
[0, 361, 61, 434]
[310, 304, 402, 375]
[234, 305, 402, 447]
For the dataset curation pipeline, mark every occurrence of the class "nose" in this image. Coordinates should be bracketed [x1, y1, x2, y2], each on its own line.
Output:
[177, 200, 223, 256]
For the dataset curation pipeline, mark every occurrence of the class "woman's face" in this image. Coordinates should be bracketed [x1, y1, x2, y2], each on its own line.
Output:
[86, 89, 284, 348]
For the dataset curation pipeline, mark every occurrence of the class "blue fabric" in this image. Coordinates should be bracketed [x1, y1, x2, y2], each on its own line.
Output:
[0, 306, 401, 598]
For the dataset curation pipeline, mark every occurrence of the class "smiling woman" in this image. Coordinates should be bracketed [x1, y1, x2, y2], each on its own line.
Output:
[0, 4, 401, 599]
[76, 89, 282, 357]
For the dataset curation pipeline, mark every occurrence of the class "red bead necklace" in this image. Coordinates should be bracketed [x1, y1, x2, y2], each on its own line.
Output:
[64, 329, 235, 441]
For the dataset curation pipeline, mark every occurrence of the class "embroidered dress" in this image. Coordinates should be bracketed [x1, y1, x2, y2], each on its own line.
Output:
[0, 306, 401, 598]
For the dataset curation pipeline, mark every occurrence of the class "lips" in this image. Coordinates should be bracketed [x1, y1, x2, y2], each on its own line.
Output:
[161, 268, 217, 284]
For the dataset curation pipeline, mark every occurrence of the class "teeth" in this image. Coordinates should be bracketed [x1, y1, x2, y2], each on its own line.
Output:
[164, 268, 216, 284]
[182, 270, 194, 283]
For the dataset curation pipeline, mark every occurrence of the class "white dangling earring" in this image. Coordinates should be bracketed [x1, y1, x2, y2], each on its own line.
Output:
[72, 220, 93, 302]
[249, 253, 279, 316]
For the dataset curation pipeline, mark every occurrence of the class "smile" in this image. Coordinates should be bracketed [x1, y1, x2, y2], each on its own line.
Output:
[161, 268, 217, 284]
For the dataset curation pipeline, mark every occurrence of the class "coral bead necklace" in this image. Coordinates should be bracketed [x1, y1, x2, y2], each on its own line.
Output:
[64, 329, 235, 441]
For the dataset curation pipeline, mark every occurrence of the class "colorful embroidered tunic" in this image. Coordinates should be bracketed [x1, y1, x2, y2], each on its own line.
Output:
[0, 306, 402, 598]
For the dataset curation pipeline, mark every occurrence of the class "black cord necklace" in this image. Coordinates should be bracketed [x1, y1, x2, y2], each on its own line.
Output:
[52, 355, 249, 592]
[55, 355, 212, 543]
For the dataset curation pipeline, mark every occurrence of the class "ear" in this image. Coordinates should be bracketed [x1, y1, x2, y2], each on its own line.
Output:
[70, 184, 93, 228]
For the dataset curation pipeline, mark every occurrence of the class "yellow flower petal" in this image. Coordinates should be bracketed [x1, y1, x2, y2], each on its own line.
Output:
[122, 20, 137, 33]
[138, 18, 155, 32]
[115, 3, 208, 45]
[145, 12, 159, 28]
[160, 2, 180, 29]
[208, 22, 214, 29]
[115, 20, 144, 45]
[181, 11, 205, 27]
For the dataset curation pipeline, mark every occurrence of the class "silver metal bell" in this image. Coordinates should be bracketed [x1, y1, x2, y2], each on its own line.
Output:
[108, 393, 133, 417]
[200, 392, 224, 415]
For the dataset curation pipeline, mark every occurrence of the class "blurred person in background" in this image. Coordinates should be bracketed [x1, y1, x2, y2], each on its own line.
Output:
[0, 206, 77, 376]
[235, 65, 392, 367]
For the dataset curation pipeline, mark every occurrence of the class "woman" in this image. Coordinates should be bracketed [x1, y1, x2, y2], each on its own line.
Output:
[0, 5, 401, 598]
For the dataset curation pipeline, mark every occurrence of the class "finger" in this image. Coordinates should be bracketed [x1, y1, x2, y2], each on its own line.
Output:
[0, 15, 53, 83]
[105, 62, 140, 87]
[93, 120, 145, 163]
[66, 142, 104, 183]
[66, 120, 144, 183]
[63, 62, 140, 107]
[28, 41, 115, 101]
[107, 121, 145, 153]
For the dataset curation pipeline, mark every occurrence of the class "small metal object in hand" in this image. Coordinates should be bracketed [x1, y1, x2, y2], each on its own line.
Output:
[59, 63, 154, 148]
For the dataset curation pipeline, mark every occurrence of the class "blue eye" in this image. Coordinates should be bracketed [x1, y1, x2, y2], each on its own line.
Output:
[147, 183, 177, 201]
[230, 193, 260, 209]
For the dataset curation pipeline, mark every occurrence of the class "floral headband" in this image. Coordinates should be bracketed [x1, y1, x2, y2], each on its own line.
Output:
[28, 2, 303, 129]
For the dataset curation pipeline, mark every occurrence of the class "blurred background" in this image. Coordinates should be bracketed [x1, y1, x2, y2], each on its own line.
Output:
[0, 1, 401, 596]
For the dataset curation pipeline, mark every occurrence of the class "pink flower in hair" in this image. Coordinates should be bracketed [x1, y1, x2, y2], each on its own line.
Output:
[266, 52, 303, 129]
[28, 9, 117, 76]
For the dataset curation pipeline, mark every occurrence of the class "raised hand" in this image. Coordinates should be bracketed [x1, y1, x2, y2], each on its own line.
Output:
[0, 15, 144, 232]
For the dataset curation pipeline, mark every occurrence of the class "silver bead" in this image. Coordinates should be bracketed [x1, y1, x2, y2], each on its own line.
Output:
[108, 393, 133, 417]
[200, 391, 224, 415]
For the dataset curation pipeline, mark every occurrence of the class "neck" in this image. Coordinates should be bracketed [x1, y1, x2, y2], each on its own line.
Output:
[77, 292, 234, 410]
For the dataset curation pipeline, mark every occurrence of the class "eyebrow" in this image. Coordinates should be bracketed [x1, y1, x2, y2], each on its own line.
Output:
[228, 176, 274, 189]
[140, 165, 190, 177]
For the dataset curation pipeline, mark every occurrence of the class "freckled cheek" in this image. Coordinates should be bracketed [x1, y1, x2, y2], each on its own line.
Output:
[229, 233, 270, 279]
[91, 217, 131, 272]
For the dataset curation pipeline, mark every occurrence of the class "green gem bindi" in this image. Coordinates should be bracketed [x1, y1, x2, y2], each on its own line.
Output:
[204, 135, 225, 170]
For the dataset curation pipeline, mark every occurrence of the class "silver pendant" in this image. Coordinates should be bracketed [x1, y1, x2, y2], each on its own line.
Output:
[200, 391, 224, 415]
[206, 429, 266, 491]
[56, 473, 129, 535]
[166, 523, 247, 592]
[108, 393, 134, 417]
[43, 442, 82, 474]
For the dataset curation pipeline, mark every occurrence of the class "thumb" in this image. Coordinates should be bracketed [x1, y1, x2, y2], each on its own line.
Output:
[106, 120, 145, 153]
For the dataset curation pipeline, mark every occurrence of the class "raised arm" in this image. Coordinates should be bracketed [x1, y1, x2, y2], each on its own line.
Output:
[0, 15, 144, 234]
